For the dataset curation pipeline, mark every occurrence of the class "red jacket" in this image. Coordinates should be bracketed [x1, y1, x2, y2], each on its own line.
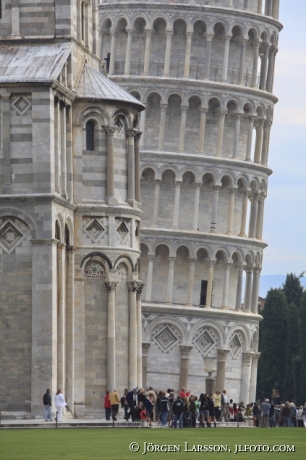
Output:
[104, 394, 111, 409]
[179, 391, 190, 398]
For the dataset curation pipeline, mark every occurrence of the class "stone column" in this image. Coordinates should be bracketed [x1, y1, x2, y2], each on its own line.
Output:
[249, 353, 261, 402]
[228, 0, 233, 6]
[57, 243, 66, 396]
[266, 48, 277, 92]
[216, 349, 230, 391]
[60, 103, 67, 198]
[11, 0, 20, 36]
[266, 0, 273, 16]
[205, 261, 215, 308]
[251, 41, 260, 88]
[273, 0, 280, 19]
[251, 269, 261, 314]
[222, 36, 231, 82]
[232, 114, 241, 159]
[192, 184, 201, 231]
[134, 132, 142, 203]
[184, 32, 193, 78]
[109, 30, 117, 75]
[142, 342, 151, 390]
[257, 0, 263, 14]
[143, 30, 152, 76]
[166, 257, 176, 304]
[31, 239, 58, 416]
[158, 103, 167, 151]
[216, 110, 226, 157]
[128, 282, 138, 389]
[103, 126, 117, 205]
[66, 105, 73, 201]
[145, 254, 155, 301]
[136, 282, 145, 388]
[226, 188, 236, 235]
[198, 108, 207, 154]
[245, 116, 254, 161]
[244, 0, 249, 9]
[151, 180, 161, 227]
[74, 272, 86, 417]
[244, 268, 253, 312]
[105, 282, 117, 391]
[139, 104, 146, 148]
[54, 98, 60, 193]
[238, 39, 247, 85]
[256, 195, 265, 240]
[126, 129, 137, 205]
[221, 263, 231, 309]
[254, 120, 264, 163]
[124, 29, 133, 75]
[248, 193, 259, 238]
[204, 34, 213, 80]
[261, 121, 272, 166]
[210, 186, 220, 232]
[239, 190, 249, 237]
[172, 181, 182, 229]
[240, 353, 253, 404]
[164, 30, 173, 77]
[186, 259, 196, 306]
[179, 346, 193, 390]
[66, 246, 75, 413]
[178, 106, 188, 153]
[235, 263, 244, 310]
[259, 45, 269, 91]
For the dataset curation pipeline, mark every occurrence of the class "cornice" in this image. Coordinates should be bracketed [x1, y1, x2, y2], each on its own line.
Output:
[75, 203, 143, 218]
[111, 75, 278, 104]
[142, 302, 263, 322]
[140, 150, 273, 177]
[141, 227, 267, 249]
[0, 193, 77, 211]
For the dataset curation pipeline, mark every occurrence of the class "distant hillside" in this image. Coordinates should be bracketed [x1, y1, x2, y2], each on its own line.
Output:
[259, 275, 306, 298]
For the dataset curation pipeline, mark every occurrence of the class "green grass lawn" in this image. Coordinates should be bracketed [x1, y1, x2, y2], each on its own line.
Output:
[0, 428, 304, 460]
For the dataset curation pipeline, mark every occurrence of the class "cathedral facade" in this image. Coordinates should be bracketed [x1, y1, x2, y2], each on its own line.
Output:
[0, 0, 281, 417]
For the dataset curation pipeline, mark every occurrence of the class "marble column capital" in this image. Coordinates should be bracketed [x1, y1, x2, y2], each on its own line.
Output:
[208, 259, 216, 268]
[213, 185, 221, 192]
[166, 30, 173, 37]
[233, 113, 242, 121]
[180, 105, 189, 114]
[128, 281, 138, 293]
[148, 253, 155, 261]
[125, 128, 138, 138]
[145, 29, 152, 37]
[200, 107, 208, 114]
[194, 182, 202, 189]
[142, 342, 151, 356]
[242, 352, 253, 365]
[205, 33, 214, 42]
[126, 28, 133, 36]
[180, 345, 193, 358]
[160, 103, 168, 111]
[57, 243, 66, 250]
[251, 352, 261, 365]
[66, 245, 75, 253]
[224, 35, 232, 43]
[135, 131, 142, 141]
[154, 179, 161, 185]
[240, 38, 247, 46]
[217, 349, 230, 363]
[169, 256, 176, 264]
[219, 109, 227, 117]
[103, 125, 117, 136]
[105, 282, 117, 292]
[186, 31, 193, 40]
[188, 258, 197, 266]
[135, 281, 145, 295]
[255, 118, 265, 128]
[110, 29, 118, 36]
[175, 181, 182, 187]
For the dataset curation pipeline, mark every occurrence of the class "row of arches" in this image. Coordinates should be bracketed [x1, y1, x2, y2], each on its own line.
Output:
[141, 240, 262, 312]
[101, 12, 278, 90]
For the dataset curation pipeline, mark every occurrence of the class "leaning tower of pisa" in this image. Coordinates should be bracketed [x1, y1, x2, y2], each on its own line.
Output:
[98, 0, 281, 401]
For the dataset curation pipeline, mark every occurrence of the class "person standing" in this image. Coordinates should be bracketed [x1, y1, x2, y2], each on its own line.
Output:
[43, 389, 52, 421]
[110, 388, 120, 421]
[261, 399, 271, 428]
[104, 390, 111, 420]
[54, 389, 66, 422]
[222, 390, 229, 422]
[172, 395, 184, 428]
[126, 388, 137, 421]
[160, 391, 169, 427]
[213, 391, 222, 421]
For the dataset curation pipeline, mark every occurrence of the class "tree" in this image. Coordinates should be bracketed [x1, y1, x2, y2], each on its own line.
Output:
[257, 289, 287, 400]
[284, 303, 300, 402]
[283, 273, 304, 309]
[300, 292, 306, 402]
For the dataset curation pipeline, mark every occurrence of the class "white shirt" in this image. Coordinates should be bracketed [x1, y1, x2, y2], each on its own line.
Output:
[54, 393, 66, 407]
[223, 394, 228, 404]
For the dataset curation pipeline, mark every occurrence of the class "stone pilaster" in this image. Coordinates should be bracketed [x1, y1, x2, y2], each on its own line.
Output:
[240, 352, 253, 404]
[216, 349, 230, 391]
[142, 342, 151, 390]
[179, 346, 193, 391]
[105, 282, 117, 391]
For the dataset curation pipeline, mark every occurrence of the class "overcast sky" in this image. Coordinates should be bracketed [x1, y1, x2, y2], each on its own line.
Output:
[261, 0, 306, 276]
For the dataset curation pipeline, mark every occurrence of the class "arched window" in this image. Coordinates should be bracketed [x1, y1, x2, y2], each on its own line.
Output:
[86, 120, 94, 150]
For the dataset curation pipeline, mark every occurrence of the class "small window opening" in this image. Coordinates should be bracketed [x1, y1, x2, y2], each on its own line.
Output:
[86, 121, 94, 150]
[200, 280, 208, 307]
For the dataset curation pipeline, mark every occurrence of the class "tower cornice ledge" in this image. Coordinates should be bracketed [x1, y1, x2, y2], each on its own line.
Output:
[141, 227, 267, 249]
[0, 194, 77, 211]
[142, 302, 263, 322]
[140, 151, 273, 176]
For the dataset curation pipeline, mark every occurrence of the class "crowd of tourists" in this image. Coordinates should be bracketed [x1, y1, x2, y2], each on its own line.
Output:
[104, 387, 306, 428]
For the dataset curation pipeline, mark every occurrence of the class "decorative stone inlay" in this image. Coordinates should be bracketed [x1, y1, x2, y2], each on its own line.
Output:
[84, 261, 105, 280]
[153, 324, 180, 354]
[84, 219, 106, 243]
[193, 328, 217, 357]
[228, 332, 244, 360]
[0, 220, 25, 254]
[116, 219, 130, 243]
[117, 262, 128, 281]
[12, 96, 31, 115]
